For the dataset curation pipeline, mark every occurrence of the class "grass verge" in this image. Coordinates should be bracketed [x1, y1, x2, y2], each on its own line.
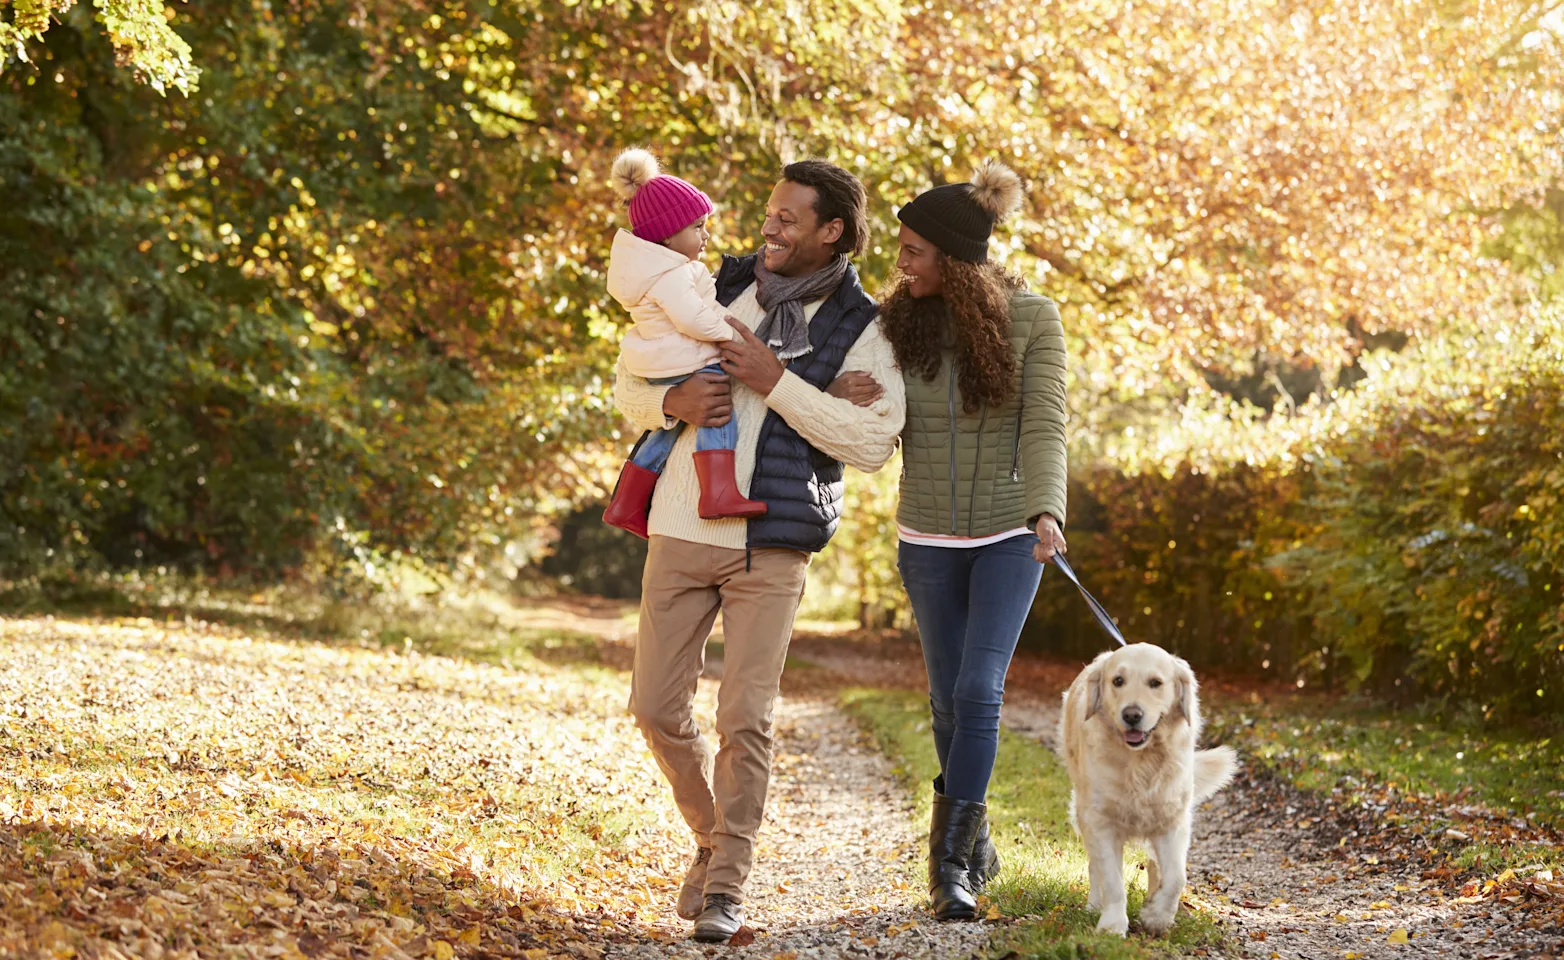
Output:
[1205, 694, 1564, 876]
[839, 688, 1226, 960]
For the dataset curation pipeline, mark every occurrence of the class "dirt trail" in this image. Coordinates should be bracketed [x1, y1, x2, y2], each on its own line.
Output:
[605, 661, 991, 960]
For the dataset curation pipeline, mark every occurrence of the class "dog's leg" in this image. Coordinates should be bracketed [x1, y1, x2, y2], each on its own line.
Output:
[1087, 828, 1128, 935]
[1082, 820, 1103, 911]
[1139, 814, 1190, 935]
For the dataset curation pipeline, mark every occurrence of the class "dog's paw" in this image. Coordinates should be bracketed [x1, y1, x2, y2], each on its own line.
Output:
[1096, 911, 1129, 937]
[1138, 903, 1178, 936]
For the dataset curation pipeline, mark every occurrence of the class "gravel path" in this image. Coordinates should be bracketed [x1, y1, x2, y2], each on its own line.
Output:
[1193, 773, 1564, 959]
[605, 666, 992, 960]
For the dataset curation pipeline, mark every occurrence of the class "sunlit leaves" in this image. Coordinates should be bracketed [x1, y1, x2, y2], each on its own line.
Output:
[0, 1, 200, 94]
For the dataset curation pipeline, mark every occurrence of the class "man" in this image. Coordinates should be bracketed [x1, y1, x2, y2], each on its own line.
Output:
[612, 160, 905, 941]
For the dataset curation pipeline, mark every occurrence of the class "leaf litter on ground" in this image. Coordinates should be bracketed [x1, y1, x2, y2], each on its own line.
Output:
[0, 613, 692, 958]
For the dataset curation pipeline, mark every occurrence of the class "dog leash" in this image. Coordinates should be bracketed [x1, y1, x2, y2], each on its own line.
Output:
[1051, 554, 1128, 648]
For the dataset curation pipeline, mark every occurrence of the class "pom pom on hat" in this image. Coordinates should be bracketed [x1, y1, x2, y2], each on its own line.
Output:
[609, 147, 714, 244]
[611, 148, 660, 203]
[969, 159, 1024, 222]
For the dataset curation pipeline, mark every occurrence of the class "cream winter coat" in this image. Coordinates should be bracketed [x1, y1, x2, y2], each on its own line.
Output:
[607, 229, 738, 380]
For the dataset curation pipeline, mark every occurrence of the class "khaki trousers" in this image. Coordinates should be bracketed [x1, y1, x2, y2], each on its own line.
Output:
[628, 536, 811, 902]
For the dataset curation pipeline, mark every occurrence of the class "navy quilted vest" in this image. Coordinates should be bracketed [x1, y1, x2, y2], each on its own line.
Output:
[713, 254, 878, 553]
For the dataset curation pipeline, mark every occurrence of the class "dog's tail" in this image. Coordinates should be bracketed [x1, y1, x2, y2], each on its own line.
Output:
[1193, 745, 1238, 803]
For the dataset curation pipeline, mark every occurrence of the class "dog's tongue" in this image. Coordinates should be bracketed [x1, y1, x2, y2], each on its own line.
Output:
[1124, 730, 1147, 746]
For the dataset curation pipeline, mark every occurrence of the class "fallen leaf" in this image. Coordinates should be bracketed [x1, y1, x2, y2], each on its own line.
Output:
[728, 927, 757, 947]
[433, 942, 455, 960]
[1388, 928, 1409, 944]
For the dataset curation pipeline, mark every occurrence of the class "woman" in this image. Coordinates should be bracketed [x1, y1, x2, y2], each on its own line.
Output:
[873, 159, 1069, 921]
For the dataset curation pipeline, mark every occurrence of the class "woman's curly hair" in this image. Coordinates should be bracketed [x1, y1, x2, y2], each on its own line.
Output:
[880, 256, 1025, 414]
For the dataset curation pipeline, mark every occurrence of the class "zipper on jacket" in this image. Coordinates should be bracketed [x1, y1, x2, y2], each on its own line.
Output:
[1010, 407, 1023, 482]
[968, 407, 987, 536]
[1011, 357, 1026, 482]
[948, 369, 958, 534]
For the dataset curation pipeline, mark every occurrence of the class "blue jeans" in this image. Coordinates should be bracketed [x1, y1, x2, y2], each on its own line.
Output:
[631, 364, 737, 473]
[898, 535, 1044, 802]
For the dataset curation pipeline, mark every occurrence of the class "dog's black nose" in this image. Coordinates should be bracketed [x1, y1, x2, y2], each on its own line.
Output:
[1122, 706, 1143, 728]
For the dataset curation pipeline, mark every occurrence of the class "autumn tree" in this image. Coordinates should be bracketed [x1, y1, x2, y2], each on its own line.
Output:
[3, 0, 1560, 643]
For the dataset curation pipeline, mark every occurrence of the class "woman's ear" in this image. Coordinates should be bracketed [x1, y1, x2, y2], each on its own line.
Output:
[1172, 656, 1199, 729]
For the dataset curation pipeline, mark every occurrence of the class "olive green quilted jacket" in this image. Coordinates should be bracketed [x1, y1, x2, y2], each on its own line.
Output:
[897, 289, 1068, 537]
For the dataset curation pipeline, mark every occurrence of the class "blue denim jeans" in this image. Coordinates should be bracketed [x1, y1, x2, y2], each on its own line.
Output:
[630, 363, 736, 473]
[898, 535, 1044, 802]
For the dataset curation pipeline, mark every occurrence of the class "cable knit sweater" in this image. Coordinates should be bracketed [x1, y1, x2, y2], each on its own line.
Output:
[613, 281, 906, 550]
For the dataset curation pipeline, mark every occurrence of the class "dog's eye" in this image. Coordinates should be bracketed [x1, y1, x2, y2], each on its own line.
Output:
[1148, 678, 1163, 688]
[1112, 676, 1125, 687]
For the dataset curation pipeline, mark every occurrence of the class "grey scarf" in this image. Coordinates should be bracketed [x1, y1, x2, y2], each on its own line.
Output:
[752, 254, 850, 362]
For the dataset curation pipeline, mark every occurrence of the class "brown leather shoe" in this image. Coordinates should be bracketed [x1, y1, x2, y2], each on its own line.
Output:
[692, 893, 744, 942]
[676, 847, 712, 920]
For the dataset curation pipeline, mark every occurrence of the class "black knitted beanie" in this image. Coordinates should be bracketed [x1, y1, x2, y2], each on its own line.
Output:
[896, 159, 1025, 263]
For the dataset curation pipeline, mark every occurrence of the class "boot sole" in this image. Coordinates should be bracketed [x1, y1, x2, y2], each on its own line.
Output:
[692, 926, 740, 943]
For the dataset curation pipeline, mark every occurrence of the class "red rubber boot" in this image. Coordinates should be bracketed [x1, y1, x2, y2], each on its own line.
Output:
[693, 450, 768, 520]
[602, 462, 659, 539]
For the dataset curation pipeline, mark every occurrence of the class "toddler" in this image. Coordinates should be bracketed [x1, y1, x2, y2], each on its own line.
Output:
[601, 148, 767, 539]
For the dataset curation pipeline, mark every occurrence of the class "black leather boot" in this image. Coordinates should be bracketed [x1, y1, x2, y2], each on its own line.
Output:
[928, 785, 987, 921]
[970, 814, 1001, 891]
[935, 776, 1000, 892]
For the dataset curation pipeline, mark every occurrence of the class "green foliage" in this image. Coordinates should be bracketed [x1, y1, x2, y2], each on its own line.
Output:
[1024, 306, 1564, 719]
[537, 505, 648, 600]
[2, 0, 651, 578]
[1, 1, 199, 94]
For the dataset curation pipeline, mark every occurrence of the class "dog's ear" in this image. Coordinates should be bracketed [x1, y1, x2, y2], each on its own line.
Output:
[1085, 662, 1105, 720]
[1172, 656, 1199, 729]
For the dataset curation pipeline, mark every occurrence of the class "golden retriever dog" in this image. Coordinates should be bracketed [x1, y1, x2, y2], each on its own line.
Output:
[1058, 643, 1238, 936]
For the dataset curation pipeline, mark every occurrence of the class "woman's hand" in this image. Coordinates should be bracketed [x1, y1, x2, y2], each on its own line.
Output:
[1033, 514, 1067, 563]
[825, 371, 885, 408]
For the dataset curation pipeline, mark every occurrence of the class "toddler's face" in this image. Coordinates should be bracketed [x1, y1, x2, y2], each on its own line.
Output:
[664, 217, 710, 261]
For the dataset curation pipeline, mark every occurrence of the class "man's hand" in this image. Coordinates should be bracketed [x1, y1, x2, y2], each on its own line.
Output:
[1033, 514, 1067, 564]
[718, 317, 786, 395]
[663, 372, 733, 427]
[826, 371, 885, 408]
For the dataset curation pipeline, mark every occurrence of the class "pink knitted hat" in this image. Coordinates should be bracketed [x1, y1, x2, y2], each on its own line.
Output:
[610, 148, 713, 244]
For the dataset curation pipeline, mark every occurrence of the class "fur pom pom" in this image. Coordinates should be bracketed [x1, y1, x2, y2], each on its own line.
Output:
[610, 148, 659, 202]
[969, 158, 1024, 221]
